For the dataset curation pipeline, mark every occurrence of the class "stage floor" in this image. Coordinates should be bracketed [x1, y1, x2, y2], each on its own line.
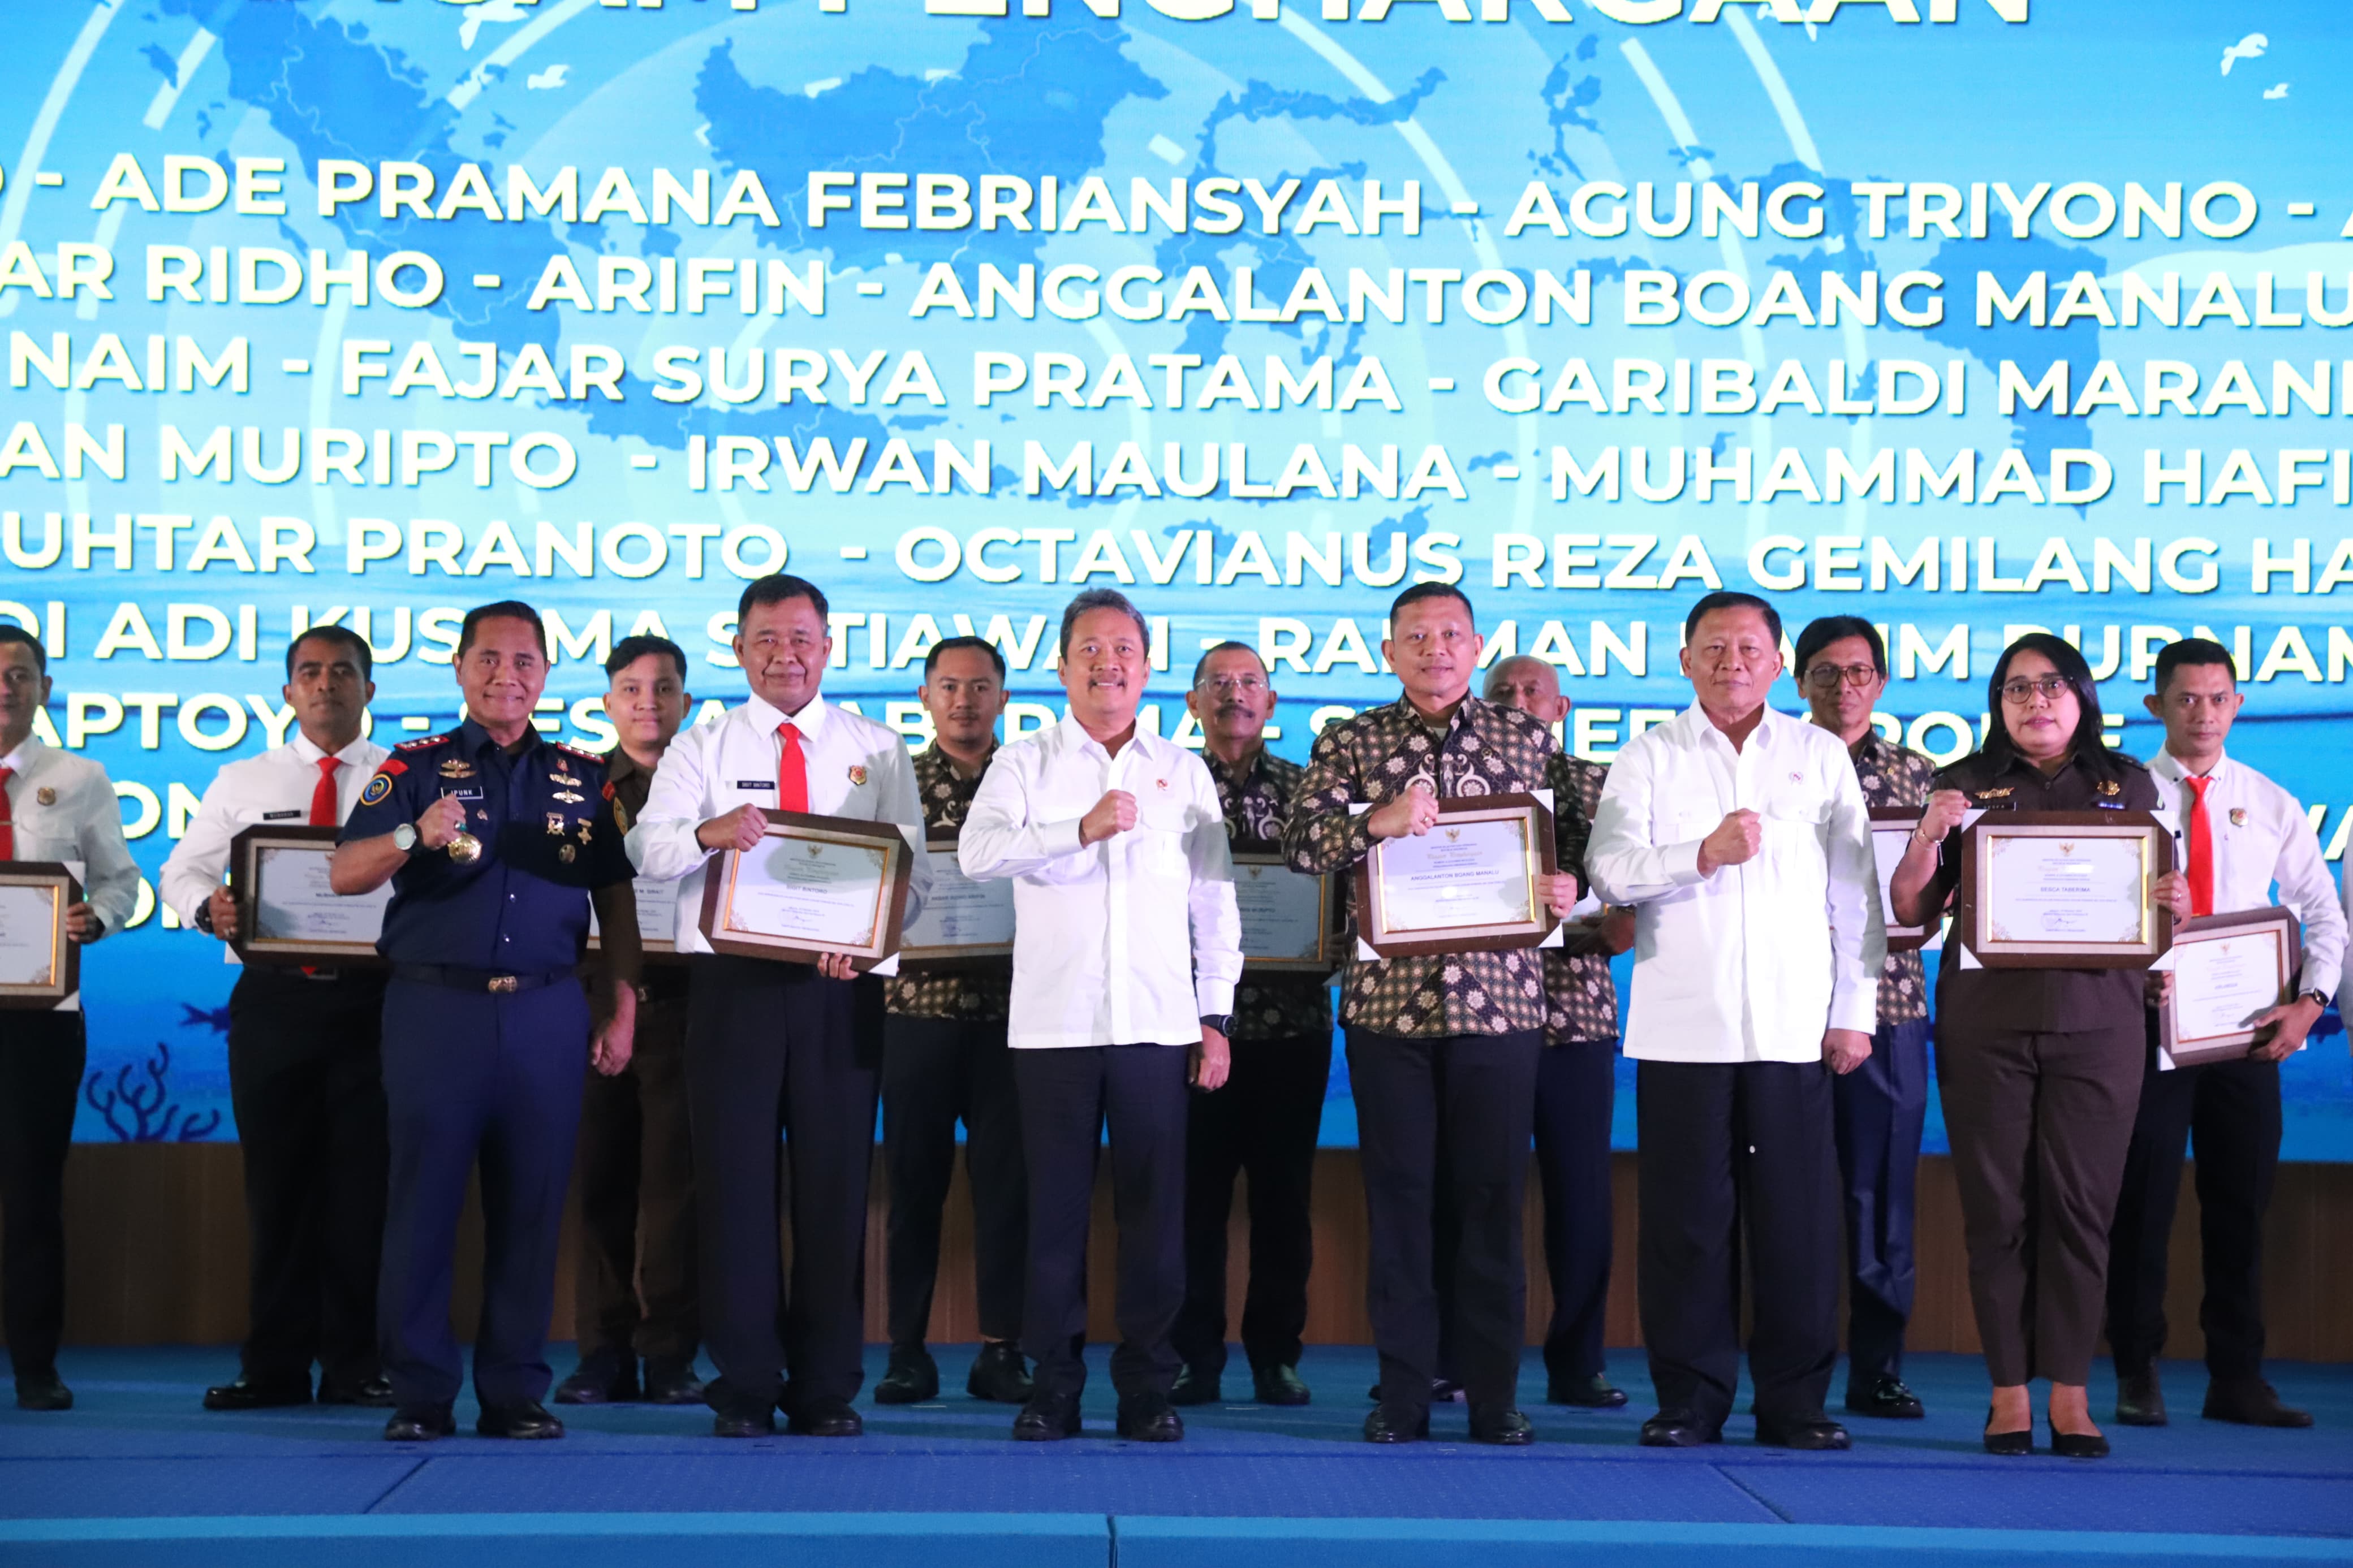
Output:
[2, 1347, 2348, 1566]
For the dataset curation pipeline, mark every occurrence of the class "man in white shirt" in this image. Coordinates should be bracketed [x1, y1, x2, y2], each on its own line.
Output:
[161, 627, 394, 1415]
[960, 589, 1241, 1444]
[627, 574, 929, 1440]
[1586, 591, 1883, 1452]
[2106, 638, 2346, 1431]
[0, 625, 140, 1412]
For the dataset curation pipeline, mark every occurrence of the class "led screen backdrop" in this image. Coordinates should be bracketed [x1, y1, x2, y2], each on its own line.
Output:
[3, 0, 2348, 1153]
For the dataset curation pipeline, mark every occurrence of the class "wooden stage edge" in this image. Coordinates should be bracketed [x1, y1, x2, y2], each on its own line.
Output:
[25, 1145, 2353, 1362]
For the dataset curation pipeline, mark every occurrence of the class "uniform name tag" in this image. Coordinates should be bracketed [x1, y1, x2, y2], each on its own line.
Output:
[262, 809, 303, 821]
[733, 780, 776, 792]
[440, 787, 484, 803]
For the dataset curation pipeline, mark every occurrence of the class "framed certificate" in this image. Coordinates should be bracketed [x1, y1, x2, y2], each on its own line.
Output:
[0, 863, 79, 1008]
[1233, 851, 1337, 973]
[1955, 811, 2173, 969]
[2162, 906, 2299, 1067]
[899, 828, 1015, 970]
[696, 808, 914, 973]
[588, 875, 687, 966]
[229, 825, 391, 968]
[1352, 793, 1558, 960]
[1870, 807, 1936, 953]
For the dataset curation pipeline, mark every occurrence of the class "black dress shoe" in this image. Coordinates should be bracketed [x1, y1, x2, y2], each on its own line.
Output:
[787, 1394, 863, 1437]
[1982, 1414, 2033, 1457]
[477, 1400, 564, 1439]
[14, 1373, 72, 1413]
[319, 1375, 397, 1408]
[713, 1409, 778, 1438]
[2204, 1377, 2313, 1428]
[384, 1407, 455, 1441]
[1845, 1375, 1925, 1420]
[1470, 1405, 1536, 1445]
[966, 1342, 1033, 1405]
[1756, 1414, 1851, 1450]
[2115, 1367, 2167, 1427]
[203, 1373, 311, 1411]
[873, 1347, 940, 1405]
[1548, 1373, 1628, 1409]
[1363, 1403, 1429, 1444]
[1253, 1365, 1311, 1406]
[2049, 1426, 2110, 1459]
[554, 1352, 637, 1406]
[1170, 1367, 1221, 1406]
[641, 1359, 706, 1406]
[1116, 1392, 1184, 1442]
[1639, 1411, 1718, 1447]
[1012, 1395, 1082, 1441]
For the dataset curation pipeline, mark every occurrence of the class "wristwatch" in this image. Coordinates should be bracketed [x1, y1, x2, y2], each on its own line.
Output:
[1199, 1013, 1233, 1037]
[2300, 989, 2330, 1008]
[192, 899, 215, 935]
[392, 822, 419, 853]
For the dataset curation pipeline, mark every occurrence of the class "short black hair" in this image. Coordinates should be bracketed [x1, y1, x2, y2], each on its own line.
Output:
[456, 601, 547, 661]
[924, 634, 1006, 681]
[2154, 637, 2236, 694]
[286, 625, 372, 680]
[1684, 590, 1782, 646]
[738, 573, 829, 625]
[1192, 640, 1264, 687]
[1794, 615, 1885, 680]
[1389, 581, 1475, 624]
[0, 624, 48, 673]
[605, 633, 688, 683]
[1058, 588, 1149, 658]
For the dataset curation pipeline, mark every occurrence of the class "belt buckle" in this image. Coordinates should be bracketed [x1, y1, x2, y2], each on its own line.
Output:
[488, 974, 519, 994]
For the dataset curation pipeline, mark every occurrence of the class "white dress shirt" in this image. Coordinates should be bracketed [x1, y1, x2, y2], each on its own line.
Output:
[160, 732, 389, 966]
[959, 715, 1242, 1050]
[2153, 749, 2345, 1001]
[626, 690, 929, 964]
[1587, 703, 1884, 1062]
[0, 736, 142, 937]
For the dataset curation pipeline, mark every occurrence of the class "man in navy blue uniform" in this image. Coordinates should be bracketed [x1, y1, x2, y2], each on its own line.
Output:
[331, 602, 640, 1442]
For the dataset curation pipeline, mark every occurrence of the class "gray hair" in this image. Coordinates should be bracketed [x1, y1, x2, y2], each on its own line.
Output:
[1058, 588, 1150, 658]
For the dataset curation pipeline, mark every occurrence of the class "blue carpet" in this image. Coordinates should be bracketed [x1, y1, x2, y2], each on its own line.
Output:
[1, 1347, 2346, 1565]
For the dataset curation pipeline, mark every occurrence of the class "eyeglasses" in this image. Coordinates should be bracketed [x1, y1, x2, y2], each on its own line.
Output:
[1196, 675, 1268, 696]
[1805, 664, 1880, 690]
[1999, 675, 2072, 705]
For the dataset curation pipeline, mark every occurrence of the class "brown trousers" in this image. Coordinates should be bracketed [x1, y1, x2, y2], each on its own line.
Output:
[571, 991, 698, 1362]
[1935, 1017, 2143, 1386]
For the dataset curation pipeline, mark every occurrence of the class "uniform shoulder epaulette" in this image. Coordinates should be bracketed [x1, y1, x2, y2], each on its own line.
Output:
[2109, 750, 2151, 772]
[553, 742, 607, 768]
[394, 732, 456, 753]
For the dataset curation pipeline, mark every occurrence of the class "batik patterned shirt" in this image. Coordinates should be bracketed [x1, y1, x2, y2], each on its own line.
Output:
[1848, 731, 1936, 1026]
[1205, 746, 1333, 1044]
[1543, 752, 1621, 1045]
[884, 744, 1012, 1022]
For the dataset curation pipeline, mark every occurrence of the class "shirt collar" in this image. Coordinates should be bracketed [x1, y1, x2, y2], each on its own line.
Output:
[1678, 701, 1787, 746]
[921, 741, 993, 781]
[458, 717, 544, 761]
[2153, 748, 2229, 785]
[742, 689, 831, 741]
[602, 746, 645, 787]
[287, 730, 374, 768]
[1204, 743, 1268, 788]
[1056, 711, 1159, 763]
[0, 735, 44, 775]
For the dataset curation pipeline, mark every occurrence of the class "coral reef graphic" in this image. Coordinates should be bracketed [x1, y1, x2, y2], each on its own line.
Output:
[83, 1041, 222, 1143]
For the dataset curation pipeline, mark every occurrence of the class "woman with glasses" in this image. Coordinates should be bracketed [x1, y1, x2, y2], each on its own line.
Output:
[1886, 633, 2189, 1460]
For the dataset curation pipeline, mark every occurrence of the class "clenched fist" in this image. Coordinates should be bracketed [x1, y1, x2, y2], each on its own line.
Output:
[1080, 789, 1138, 845]
[1367, 782, 1440, 841]
[1697, 809, 1763, 876]
[696, 803, 770, 854]
[205, 886, 240, 942]
[415, 794, 470, 852]
[1916, 788, 1971, 846]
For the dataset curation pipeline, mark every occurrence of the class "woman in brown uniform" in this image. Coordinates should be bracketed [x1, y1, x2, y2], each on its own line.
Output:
[1890, 634, 2188, 1459]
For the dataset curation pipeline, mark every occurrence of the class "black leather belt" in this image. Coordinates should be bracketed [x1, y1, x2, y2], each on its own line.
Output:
[393, 964, 574, 995]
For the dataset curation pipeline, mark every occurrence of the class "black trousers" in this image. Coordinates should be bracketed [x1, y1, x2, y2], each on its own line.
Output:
[881, 1013, 1027, 1349]
[686, 956, 880, 1419]
[572, 989, 697, 1363]
[227, 967, 389, 1389]
[1348, 1027, 1541, 1413]
[0, 1010, 84, 1383]
[1831, 1017, 1929, 1390]
[1533, 1038, 1615, 1386]
[1014, 1044, 1190, 1403]
[2106, 1047, 2282, 1382]
[1636, 1059, 1842, 1433]
[1171, 1033, 1329, 1377]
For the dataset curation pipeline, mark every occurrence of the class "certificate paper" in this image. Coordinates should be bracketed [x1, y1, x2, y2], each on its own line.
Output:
[588, 875, 683, 956]
[899, 841, 1016, 965]
[724, 836, 890, 947]
[1985, 834, 2148, 943]
[2161, 907, 2298, 1067]
[1869, 809, 1936, 952]
[0, 884, 59, 988]
[1959, 813, 2171, 969]
[1376, 819, 1534, 931]
[253, 846, 393, 945]
[1232, 854, 1333, 970]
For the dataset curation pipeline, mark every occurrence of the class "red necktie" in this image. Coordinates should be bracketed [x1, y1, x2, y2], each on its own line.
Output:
[2184, 775, 2214, 918]
[309, 757, 341, 827]
[0, 766, 14, 861]
[777, 722, 808, 814]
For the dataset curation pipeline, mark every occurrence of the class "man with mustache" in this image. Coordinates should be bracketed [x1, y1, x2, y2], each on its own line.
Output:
[163, 625, 394, 1414]
[873, 636, 1032, 1410]
[961, 589, 1242, 1444]
[1169, 641, 1330, 1409]
[0, 625, 140, 1413]
[1283, 583, 1583, 1447]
